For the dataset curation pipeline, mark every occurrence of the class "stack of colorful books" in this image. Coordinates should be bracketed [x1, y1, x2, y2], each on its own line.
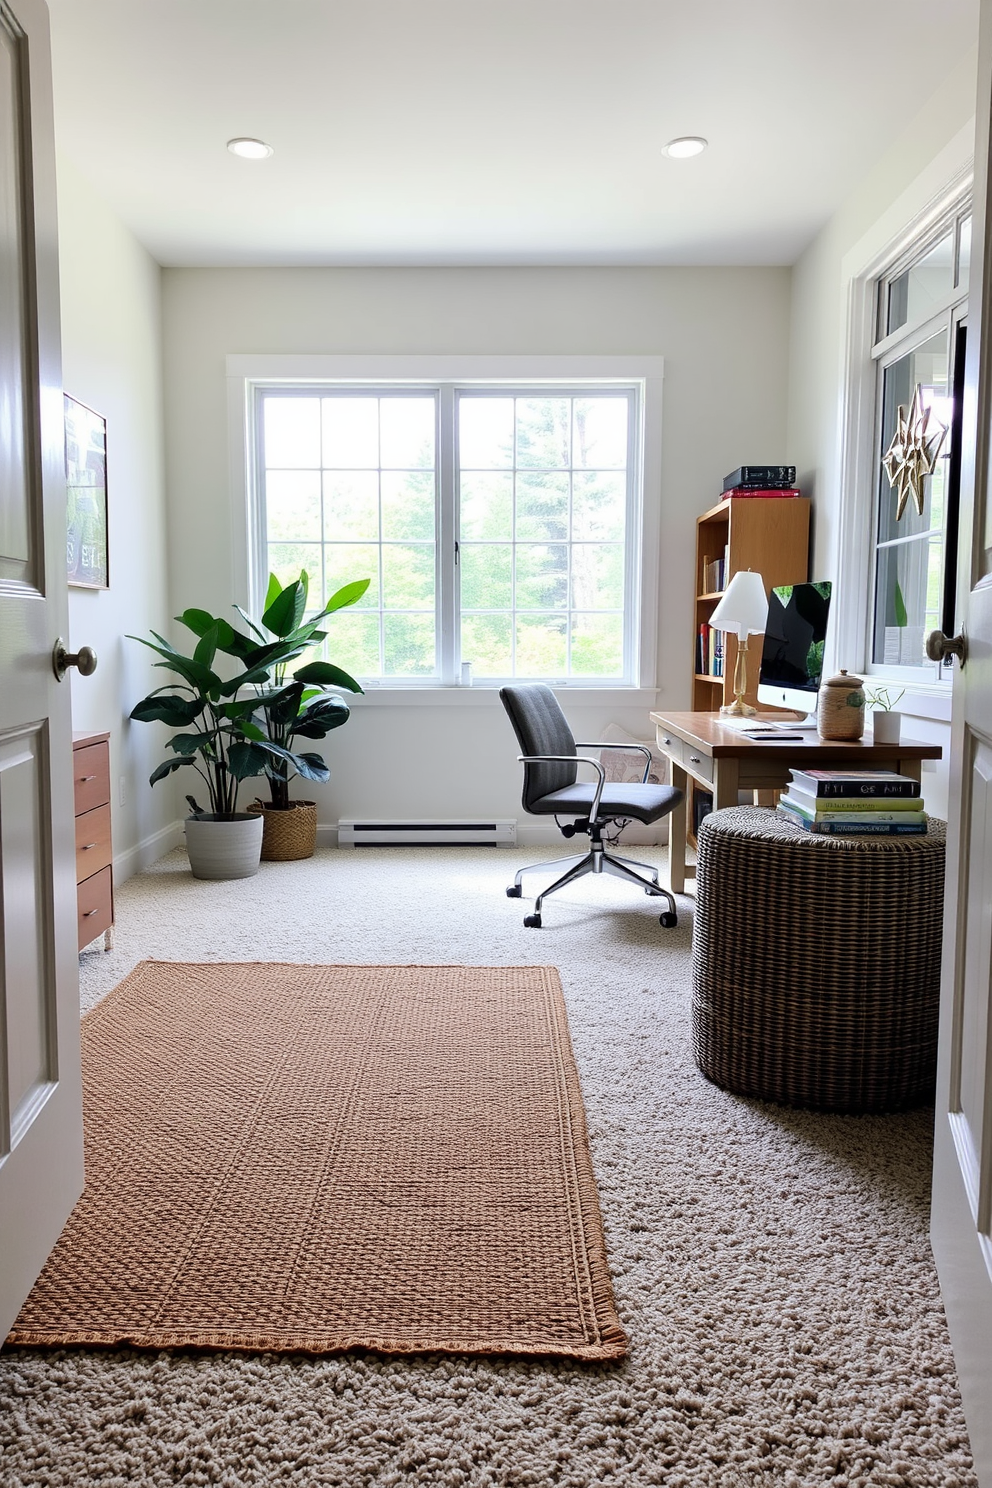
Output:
[776, 768, 926, 835]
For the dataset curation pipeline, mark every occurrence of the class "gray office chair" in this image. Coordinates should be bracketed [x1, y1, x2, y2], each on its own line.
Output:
[500, 684, 683, 929]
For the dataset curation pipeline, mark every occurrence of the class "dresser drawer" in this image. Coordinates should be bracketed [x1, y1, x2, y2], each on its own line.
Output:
[75, 803, 112, 882]
[74, 741, 110, 814]
[77, 865, 113, 950]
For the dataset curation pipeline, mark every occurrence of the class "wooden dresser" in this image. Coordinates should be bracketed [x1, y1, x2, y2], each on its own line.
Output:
[73, 730, 114, 951]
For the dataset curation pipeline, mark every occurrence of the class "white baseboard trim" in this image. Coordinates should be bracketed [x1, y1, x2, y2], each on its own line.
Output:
[113, 820, 184, 883]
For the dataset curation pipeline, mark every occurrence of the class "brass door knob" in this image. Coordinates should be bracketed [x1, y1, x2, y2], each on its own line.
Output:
[925, 629, 967, 666]
[52, 638, 98, 681]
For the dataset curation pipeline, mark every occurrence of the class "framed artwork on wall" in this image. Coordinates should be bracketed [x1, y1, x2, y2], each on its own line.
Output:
[65, 393, 108, 588]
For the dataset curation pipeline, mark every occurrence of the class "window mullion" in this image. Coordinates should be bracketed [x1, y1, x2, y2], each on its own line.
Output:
[438, 385, 457, 685]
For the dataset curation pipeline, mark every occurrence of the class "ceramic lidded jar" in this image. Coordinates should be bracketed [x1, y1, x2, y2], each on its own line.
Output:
[817, 668, 866, 740]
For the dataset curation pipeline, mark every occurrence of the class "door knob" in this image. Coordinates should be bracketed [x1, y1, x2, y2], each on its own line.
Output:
[52, 637, 98, 681]
[925, 628, 967, 666]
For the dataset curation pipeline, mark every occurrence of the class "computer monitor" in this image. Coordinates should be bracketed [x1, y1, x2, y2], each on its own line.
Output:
[756, 581, 832, 717]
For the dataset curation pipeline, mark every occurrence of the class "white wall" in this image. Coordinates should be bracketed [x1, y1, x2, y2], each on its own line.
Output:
[58, 154, 177, 876]
[786, 49, 979, 820]
[161, 265, 791, 835]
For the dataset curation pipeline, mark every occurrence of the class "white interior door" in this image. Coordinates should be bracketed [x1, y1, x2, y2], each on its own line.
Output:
[0, 0, 84, 1339]
[930, 5, 992, 1482]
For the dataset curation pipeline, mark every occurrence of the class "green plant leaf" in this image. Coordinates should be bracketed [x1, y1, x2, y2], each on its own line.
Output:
[262, 574, 308, 638]
[149, 757, 196, 786]
[263, 573, 282, 614]
[293, 695, 350, 738]
[129, 694, 204, 726]
[265, 681, 305, 726]
[239, 721, 267, 742]
[293, 751, 331, 782]
[168, 731, 215, 757]
[322, 578, 371, 614]
[227, 742, 270, 780]
[194, 623, 220, 670]
[233, 605, 267, 642]
[894, 577, 909, 629]
[293, 660, 364, 693]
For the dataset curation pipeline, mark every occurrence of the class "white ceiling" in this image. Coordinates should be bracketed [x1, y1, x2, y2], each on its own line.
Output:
[47, 0, 979, 269]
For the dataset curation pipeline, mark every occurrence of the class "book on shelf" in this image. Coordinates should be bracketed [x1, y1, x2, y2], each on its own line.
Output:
[776, 804, 927, 835]
[696, 622, 709, 674]
[782, 786, 924, 815]
[788, 768, 919, 799]
[777, 794, 925, 826]
[721, 486, 802, 501]
[723, 465, 796, 492]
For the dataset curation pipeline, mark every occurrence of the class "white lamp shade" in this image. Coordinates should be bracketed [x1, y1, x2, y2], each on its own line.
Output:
[709, 569, 768, 636]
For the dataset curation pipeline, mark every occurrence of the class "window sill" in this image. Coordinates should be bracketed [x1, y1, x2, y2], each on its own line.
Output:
[864, 676, 952, 723]
[348, 686, 663, 708]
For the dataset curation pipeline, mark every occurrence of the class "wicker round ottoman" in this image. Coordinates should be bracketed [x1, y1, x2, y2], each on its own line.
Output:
[691, 806, 946, 1113]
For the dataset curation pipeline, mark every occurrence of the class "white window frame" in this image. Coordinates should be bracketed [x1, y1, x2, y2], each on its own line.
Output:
[835, 171, 971, 722]
[227, 355, 665, 699]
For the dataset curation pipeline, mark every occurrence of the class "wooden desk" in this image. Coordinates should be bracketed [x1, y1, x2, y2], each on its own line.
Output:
[649, 710, 942, 894]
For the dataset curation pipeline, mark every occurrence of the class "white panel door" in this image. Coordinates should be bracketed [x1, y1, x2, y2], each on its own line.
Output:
[0, 0, 84, 1339]
[930, 5, 992, 1482]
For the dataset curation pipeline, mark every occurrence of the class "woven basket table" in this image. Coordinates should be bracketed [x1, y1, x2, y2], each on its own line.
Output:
[691, 806, 946, 1113]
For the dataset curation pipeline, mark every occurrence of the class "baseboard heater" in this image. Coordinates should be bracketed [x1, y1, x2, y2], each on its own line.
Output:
[338, 819, 516, 848]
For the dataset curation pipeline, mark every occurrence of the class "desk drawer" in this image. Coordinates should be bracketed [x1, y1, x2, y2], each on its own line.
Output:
[655, 727, 684, 766]
[682, 745, 714, 786]
[74, 742, 110, 814]
[78, 865, 113, 950]
[75, 803, 112, 881]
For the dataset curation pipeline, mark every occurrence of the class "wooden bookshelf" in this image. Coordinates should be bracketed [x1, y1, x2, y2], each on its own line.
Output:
[692, 497, 811, 712]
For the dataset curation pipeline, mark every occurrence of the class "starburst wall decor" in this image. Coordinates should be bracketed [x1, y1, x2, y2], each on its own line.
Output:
[881, 383, 948, 521]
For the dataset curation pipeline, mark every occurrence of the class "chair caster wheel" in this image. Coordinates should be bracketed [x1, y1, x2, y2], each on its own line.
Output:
[523, 914, 542, 929]
[506, 884, 522, 898]
[659, 911, 677, 929]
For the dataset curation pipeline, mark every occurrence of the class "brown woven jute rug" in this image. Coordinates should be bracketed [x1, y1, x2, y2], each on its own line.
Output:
[7, 960, 626, 1360]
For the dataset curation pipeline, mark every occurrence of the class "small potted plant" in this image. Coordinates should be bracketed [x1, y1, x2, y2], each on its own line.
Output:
[865, 685, 905, 746]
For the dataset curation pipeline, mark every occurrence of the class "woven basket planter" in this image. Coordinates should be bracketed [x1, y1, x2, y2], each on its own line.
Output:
[247, 800, 318, 861]
[692, 806, 946, 1114]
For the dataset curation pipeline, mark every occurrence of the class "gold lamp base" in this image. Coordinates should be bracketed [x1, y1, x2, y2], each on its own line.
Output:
[718, 634, 756, 717]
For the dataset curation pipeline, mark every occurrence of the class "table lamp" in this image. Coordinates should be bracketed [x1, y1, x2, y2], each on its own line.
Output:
[709, 569, 768, 717]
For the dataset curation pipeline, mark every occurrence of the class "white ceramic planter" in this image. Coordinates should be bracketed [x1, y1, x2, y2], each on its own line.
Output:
[184, 812, 264, 880]
[871, 710, 901, 746]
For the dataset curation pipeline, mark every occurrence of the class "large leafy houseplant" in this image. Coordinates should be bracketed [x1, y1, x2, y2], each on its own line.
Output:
[232, 571, 367, 811]
[129, 572, 368, 818]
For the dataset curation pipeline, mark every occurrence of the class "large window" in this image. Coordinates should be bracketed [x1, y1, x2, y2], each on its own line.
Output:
[254, 383, 640, 685]
[868, 209, 969, 676]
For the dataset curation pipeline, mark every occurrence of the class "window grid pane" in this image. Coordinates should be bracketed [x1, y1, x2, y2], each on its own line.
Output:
[261, 392, 438, 680]
[458, 393, 628, 680]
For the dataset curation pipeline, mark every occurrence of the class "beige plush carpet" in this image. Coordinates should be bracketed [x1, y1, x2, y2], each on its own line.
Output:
[8, 960, 625, 1361]
[0, 845, 977, 1486]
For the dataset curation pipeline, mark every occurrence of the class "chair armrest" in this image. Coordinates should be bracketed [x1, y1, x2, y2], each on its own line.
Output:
[517, 753, 607, 822]
[574, 740, 653, 785]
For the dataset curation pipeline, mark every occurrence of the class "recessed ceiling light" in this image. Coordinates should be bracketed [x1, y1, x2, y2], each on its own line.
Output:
[227, 137, 273, 160]
[663, 136, 708, 159]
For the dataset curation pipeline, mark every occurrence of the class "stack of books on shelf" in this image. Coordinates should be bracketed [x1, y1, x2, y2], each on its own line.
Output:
[702, 544, 730, 593]
[696, 622, 724, 677]
[776, 768, 926, 836]
[722, 464, 801, 500]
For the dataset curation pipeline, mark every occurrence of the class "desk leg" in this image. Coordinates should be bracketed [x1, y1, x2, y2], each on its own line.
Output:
[713, 758, 740, 813]
[668, 762, 688, 895]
